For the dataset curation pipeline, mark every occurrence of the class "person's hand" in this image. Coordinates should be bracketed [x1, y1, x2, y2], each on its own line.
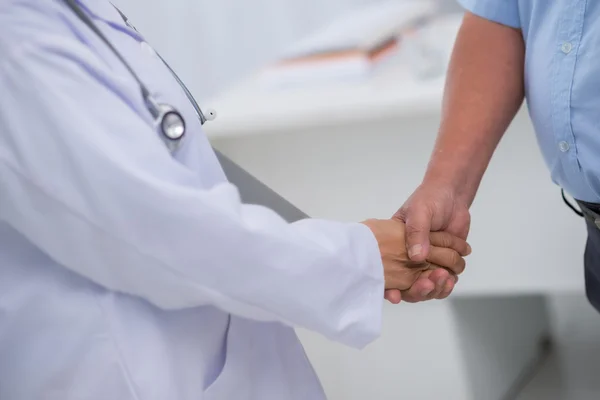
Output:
[361, 218, 470, 299]
[387, 183, 471, 303]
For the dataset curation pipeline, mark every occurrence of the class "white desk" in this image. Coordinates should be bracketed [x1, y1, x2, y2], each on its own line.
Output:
[203, 65, 585, 399]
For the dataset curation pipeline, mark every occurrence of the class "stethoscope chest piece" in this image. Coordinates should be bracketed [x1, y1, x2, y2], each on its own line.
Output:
[147, 98, 186, 152]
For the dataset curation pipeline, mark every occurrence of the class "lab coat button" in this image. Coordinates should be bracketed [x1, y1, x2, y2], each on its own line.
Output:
[559, 141, 570, 152]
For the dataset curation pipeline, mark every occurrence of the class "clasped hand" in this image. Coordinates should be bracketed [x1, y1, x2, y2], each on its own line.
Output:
[361, 218, 471, 304]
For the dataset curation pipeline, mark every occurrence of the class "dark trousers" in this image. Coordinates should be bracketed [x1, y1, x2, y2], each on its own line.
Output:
[577, 201, 600, 312]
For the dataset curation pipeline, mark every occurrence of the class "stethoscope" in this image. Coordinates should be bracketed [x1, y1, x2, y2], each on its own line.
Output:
[64, 0, 216, 153]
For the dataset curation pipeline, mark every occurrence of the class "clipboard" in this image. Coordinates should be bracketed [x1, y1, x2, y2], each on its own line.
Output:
[214, 149, 310, 223]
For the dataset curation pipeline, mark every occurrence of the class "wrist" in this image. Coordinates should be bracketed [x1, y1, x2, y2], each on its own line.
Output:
[421, 167, 477, 206]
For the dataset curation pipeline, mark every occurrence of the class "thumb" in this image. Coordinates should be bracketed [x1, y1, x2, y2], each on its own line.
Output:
[402, 208, 433, 262]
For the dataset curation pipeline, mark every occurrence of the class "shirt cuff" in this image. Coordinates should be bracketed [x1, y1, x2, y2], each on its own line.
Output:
[337, 222, 385, 349]
[457, 0, 521, 29]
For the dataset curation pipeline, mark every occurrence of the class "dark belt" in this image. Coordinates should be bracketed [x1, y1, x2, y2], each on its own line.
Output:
[561, 188, 600, 226]
[575, 200, 600, 229]
[560, 190, 600, 313]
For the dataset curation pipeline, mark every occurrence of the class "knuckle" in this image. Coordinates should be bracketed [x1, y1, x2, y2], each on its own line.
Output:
[439, 232, 453, 248]
[394, 206, 409, 222]
[405, 222, 430, 241]
[430, 231, 450, 248]
[404, 227, 422, 242]
[434, 249, 456, 268]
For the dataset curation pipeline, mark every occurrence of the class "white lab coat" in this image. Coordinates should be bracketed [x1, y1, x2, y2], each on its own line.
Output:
[0, 0, 384, 399]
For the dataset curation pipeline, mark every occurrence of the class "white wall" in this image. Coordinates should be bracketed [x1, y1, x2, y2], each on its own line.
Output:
[113, 0, 394, 99]
[112, 0, 462, 100]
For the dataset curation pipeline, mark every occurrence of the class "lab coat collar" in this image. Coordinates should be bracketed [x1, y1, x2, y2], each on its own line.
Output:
[72, 0, 145, 42]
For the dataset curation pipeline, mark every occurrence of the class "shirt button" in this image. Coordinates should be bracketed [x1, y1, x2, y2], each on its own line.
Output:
[559, 141, 570, 152]
[561, 42, 573, 54]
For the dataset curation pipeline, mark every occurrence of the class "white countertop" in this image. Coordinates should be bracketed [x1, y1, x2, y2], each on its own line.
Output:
[203, 13, 463, 138]
[204, 67, 446, 138]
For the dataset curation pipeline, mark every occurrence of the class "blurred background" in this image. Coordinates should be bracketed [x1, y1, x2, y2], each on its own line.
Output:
[112, 0, 600, 399]
[114, 0, 462, 99]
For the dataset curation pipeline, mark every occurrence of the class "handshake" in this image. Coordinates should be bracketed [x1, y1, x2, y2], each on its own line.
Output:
[361, 218, 471, 304]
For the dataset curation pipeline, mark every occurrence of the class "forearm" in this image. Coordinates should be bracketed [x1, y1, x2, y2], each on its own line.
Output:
[423, 12, 525, 205]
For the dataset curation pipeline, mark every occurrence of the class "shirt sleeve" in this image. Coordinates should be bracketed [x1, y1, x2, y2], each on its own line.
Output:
[0, 38, 384, 349]
[457, 0, 521, 29]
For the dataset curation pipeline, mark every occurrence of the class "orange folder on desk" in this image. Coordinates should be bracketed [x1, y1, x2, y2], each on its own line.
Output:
[259, 0, 438, 87]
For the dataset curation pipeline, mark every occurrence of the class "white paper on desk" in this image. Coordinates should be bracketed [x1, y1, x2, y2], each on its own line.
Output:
[280, 0, 438, 57]
[258, 0, 439, 88]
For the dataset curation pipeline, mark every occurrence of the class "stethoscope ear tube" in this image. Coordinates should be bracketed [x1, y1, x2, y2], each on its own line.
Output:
[144, 94, 162, 120]
[154, 51, 209, 126]
[65, 0, 213, 154]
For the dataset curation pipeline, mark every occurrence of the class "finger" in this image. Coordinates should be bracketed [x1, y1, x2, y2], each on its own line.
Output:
[429, 231, 471, 256]
[426, 246, 466, 276]
[384, 289, 402, 304]
[400, 266, 456, 303]
[436, 277, 456, 300]
[424, 267, 451, 300]
[401, 208, 433, 263]
[400, 277, 435, 303]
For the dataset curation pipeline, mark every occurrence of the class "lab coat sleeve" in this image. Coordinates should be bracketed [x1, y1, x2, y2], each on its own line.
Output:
[457, 0, 521, 29]
[0, 40, 384, 349]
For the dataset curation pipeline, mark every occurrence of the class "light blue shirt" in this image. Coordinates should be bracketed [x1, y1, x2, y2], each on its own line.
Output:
[459, 0, 600, 202]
